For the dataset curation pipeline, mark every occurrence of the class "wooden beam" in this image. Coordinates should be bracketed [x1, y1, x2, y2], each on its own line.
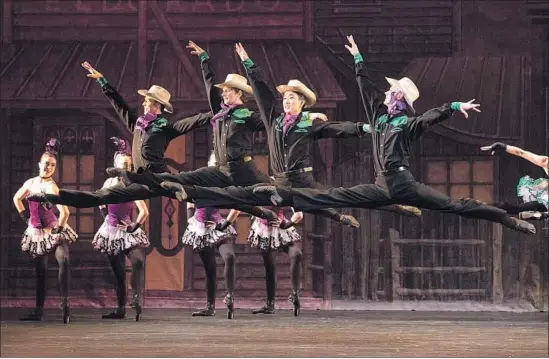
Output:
[148, 0, 203, 92]
[303, 0, 314, 42]
[2, 0, 13, 44]
[491, 223, 503, 304]
[137, 0, 148, 91]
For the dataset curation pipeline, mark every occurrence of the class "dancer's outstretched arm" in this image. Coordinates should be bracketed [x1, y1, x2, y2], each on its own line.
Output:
[481, 143, 548, 174]
[82, 61, 137, 131]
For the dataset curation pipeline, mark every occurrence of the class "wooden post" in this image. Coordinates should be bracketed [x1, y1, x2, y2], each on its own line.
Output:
[2, 0, 12, 44]
[491, 223, 503, 304]
[323, 237, 333, 309]
[303, 0, 314, 42]
[389, 228, 401, 301]
[370, 210, 381, 300]
[137, 0, 148, 91]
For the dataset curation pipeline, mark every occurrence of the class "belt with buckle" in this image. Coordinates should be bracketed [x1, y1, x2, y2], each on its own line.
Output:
[276, 167, 313, 178]
[377, 166, 408, 176]
[220, 155, 252, 168]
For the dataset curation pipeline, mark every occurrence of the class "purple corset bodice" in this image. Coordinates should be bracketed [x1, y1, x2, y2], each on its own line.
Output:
[194, 207, 223, 223]
[106, 202, 134, 226]
[28, 200, 58, 229]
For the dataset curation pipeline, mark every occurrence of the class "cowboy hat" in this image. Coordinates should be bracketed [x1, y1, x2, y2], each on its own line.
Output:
[276, 80, 316, 108]
[385, 77, 419, 112]
[214, 74, 253, 95]
[137, 85, 173, 113]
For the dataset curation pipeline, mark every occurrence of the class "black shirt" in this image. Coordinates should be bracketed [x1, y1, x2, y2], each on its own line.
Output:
[99, 79, 211, 173]
[200, 57, 264, 164]
[355, 59, 457, 173]
[243, 61, 368, 175]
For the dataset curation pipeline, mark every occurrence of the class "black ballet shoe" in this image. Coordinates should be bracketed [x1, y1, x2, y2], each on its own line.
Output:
[26, 192, 54, 210]
[101, 306, 126, 319]
[252, 186, 283, 206]
[251, 300, 275, 314]
[160, 181, 188, 202]
[192, 303, 215, 317]
[224, 293, 235, 319]
[340, 214, 360, 229]
[60, 298, 70, 324]
[130, 294, 142, 322]
[508, 217, 537, 235]
[105, 167, 132, 186]
[19, 308, 43, 321]
[288, 291, 301, 317]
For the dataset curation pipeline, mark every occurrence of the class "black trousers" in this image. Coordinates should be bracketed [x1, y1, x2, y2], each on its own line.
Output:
[493, 201, 547, 214]
[188, 171, 343, 222]
[189, 170, 515, 226]
[288, 171, 517, 226]
[41, 162, 270, 208]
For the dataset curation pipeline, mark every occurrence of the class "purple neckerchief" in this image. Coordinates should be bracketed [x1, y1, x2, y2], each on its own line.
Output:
[211, 102, 238, 126]
[282, 113, 300, 136]
[387, 93, 407, 116]
[136, 112, 158, 135]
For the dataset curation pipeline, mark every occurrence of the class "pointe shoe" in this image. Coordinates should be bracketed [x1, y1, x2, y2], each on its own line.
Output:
[129, 294, 142, 322]
[60, 297, 70, 324]
[224, 293, 235, 319]
[288, 291, 301, 317]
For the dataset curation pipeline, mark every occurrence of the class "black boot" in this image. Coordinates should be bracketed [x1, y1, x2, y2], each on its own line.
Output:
[192, 302, 215, 317]
[288, 291, 301, 317]
[19, 307, 44, 321]
[129, 294, 142, 322]
[252, 186, 284, 206]
[60, 297, 70, 324]
[339, 214, 360, 229]
[160, 181, 188, 202]
[251, 300, 275, 314]
[224, 293, 235, 319]
[101, 306, 126, 319]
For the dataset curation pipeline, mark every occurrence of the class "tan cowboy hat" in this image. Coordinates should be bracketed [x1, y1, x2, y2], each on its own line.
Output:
[214, 74, 253, 95]
[276, 80, 316, 108]
[385, 77, 419, 112]
[137, 85, 173, 113]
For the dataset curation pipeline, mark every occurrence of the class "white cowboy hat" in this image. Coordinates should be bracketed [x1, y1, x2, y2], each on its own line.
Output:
[137, 85, 173, 113]
[276, 79, 316, 108]
[385, 77, 419, 112]
[214, 74, 253, 95]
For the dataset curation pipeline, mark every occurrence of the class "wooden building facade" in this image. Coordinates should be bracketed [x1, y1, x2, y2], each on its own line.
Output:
[1, 0, 547, 309]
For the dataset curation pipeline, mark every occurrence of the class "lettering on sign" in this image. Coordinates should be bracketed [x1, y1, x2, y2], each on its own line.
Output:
[36, 0, 294, 13]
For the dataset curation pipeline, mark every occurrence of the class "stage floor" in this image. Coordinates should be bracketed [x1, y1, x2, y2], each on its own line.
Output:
[1, 308, 548, 357]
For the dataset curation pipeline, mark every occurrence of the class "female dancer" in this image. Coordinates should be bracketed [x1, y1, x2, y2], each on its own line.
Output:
[182, 153, 239, 319]
[481, 142, 548, 218]
[248, 206, 303, 316]
[92, 137, 150, 321]
[13, 139, 78, 323]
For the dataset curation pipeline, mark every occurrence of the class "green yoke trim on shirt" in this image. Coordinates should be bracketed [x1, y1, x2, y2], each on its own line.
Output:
[450, 102, 461, 111]
[97, 77, 108, 87]
[242, 58, 254, 69]
[354, 53, 364, 64]
[150, 117, 169, 133]
[199, 52, 209, 62]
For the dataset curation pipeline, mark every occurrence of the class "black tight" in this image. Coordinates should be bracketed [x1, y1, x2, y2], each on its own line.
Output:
[107, 247, 145, 307]
[493, 201, 546, 214]
[34, 241, 70, 309]
[260, 244, 302, 301]
[198, 241, 236, 304]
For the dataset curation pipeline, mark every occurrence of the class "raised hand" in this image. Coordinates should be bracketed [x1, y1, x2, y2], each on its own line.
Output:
[81, 61, 103, 79]
[309, 113, 328, 122]
[458, 99, 481, 118]
[186, 40, 205, 57]
[344, 35, 359, 56]
[235, 42, 249, 61]
[480, 142, 507, 155]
